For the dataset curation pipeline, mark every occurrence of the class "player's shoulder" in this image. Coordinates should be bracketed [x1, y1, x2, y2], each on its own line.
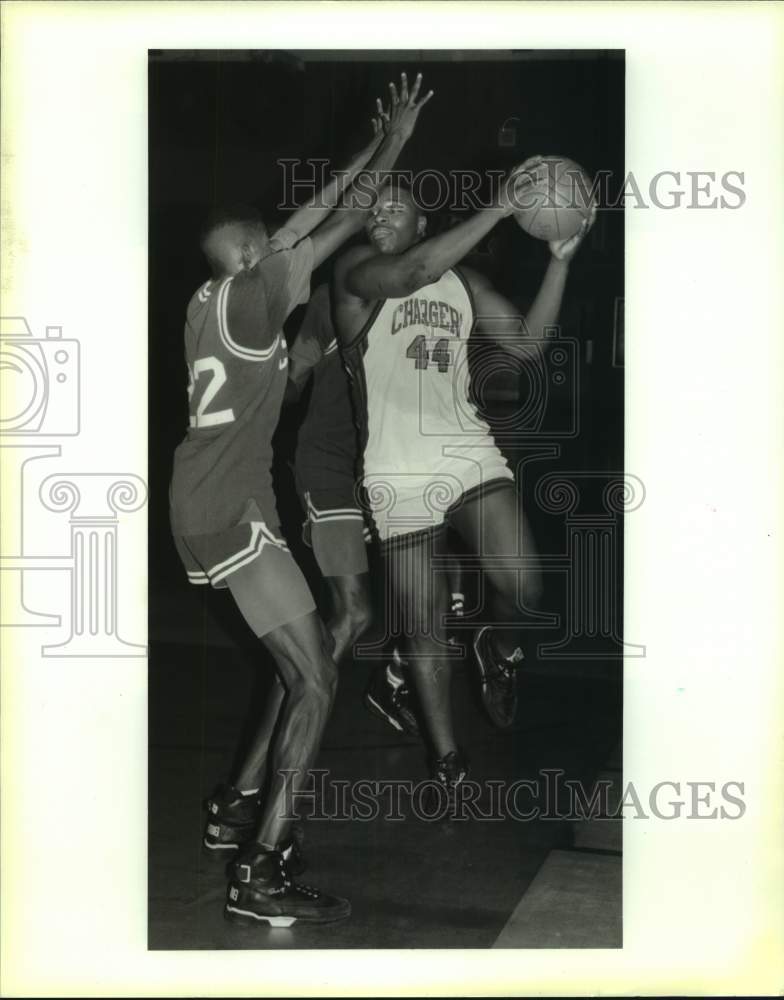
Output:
[334, 243, 377, 282]
[186, 278, 219, 321]
[229, 248, 290, 305]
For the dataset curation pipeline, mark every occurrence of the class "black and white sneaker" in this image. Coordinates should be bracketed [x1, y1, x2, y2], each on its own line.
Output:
[364, 653, 420, 737]
[203, 784, 261, 857]
[225, 845, 350, 928]
[203, 785, 306, 876]
[473, 626, 523, 729]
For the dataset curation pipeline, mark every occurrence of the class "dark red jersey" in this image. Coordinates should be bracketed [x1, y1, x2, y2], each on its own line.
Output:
[170, 233, 313, 537]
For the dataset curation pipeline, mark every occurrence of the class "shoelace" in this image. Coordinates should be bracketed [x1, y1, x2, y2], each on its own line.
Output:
[272, 878, 319, 899]
[260, 879, 320, 900]
[271, 856, 319, 899]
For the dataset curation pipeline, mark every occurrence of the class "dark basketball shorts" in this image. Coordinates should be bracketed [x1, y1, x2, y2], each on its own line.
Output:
[300, 488, 369, 577]
[173, 519, 315, 638]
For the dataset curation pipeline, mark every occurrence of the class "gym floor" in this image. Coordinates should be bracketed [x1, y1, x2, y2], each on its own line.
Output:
[148, 579, 622, 950]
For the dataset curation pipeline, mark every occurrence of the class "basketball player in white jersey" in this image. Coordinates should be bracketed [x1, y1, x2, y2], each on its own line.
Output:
[333, 162, 594, 803]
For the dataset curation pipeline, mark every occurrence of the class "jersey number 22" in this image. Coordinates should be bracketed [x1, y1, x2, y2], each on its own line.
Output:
[187, 357, 235, 428]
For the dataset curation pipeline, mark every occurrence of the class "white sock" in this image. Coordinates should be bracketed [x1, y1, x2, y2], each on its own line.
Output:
[238, 787, 260, 797]
[386, 658, 404, 687]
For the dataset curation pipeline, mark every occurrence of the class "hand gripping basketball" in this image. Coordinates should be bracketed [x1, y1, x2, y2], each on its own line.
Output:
[498, 155, 546, 217]
[549, 200, 597, 261]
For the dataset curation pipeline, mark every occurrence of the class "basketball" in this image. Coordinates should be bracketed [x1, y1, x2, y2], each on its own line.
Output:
[512, 156, 594, 242]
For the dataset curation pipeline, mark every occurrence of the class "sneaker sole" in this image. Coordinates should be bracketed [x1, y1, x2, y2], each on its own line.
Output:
[224, 902, 350, 927]
[225, 905, 297, 928]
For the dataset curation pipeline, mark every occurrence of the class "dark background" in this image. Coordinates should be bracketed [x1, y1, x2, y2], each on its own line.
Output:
[147, 50, 625, 950]
[149, 49, 625, 597]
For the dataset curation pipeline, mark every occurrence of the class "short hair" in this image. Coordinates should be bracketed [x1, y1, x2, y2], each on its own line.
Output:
[198, 202, 267, 249]
[199, 203, 268, 277]
[376, 176, 418, 207]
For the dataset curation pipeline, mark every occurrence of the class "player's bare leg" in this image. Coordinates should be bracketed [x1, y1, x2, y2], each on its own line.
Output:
[223, 547, 337, 850]
[402, 634, 468, 820]
[404, 633, 456, 758]
[367, 533, 464, 738]
[386, 534, 451, 755]
[450, 482, 543, 727]
[233, 674, 286, 793]
[225, 549, 338, 851]
[201, 673, 288, 862]
[252, 612, 338, 848]
[450, 482, 543, 650]
[323, 572, 373, 664]
[224, 555, 350, 926]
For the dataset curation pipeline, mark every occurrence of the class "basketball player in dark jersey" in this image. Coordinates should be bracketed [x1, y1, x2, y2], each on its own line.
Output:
[287, 282, 372, 665]
[169, 73, 434, 926]
[287, 282, 466, 737]
[332, 162, 595, 806]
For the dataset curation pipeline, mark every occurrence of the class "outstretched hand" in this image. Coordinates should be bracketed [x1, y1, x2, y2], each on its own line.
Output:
[374, 72, 434, 143]
[549, 201, 598, 261]
[359, 114, 386, 157]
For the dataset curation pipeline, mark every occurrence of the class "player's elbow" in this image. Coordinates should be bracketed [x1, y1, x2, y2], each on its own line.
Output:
[345, 257, 440, 300]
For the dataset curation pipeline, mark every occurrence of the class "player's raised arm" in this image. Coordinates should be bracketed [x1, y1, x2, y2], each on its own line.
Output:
[307, 72, 434, 269]
[467, 204, 596, 358]
[341, 157, 543, 301]
[278, 119, 385, 243]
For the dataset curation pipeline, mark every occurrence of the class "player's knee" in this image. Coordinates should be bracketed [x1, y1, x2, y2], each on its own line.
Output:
[287, 652, 337, 709]
[309, 653, 339, 704]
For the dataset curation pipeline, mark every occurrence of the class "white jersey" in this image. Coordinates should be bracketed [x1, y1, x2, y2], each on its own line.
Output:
[345, 267, 513, 541]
